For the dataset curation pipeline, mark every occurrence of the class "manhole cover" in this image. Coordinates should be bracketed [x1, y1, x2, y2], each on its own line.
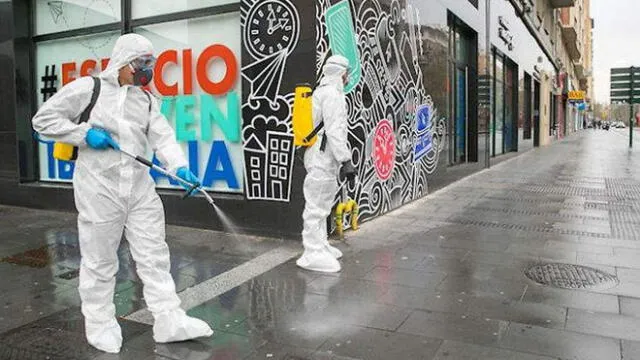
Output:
[525, 263, 619, 290]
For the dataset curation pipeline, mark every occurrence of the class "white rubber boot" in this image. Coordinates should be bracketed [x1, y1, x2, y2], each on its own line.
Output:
[85, 319, 122, 353]
[153, 309, 214, 343]
[296, 249, 341, 273]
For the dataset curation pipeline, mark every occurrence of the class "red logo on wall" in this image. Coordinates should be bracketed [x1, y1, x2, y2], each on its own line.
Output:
[373, 119, 395, 180]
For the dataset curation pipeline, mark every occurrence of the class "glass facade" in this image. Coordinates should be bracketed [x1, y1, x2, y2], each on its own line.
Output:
[32, 0, 120, 35]
[134, 14, 244, 193]
[132, 0, 236, 19]
[31, 2, 244, 194]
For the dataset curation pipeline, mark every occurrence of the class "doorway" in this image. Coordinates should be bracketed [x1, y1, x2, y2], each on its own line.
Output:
[492, 50, 519, 155]
[448, 13, 478, 164]
[504, 58, 518, 152]
[523, 73, 533, 140]
[533, 80, 541, 147]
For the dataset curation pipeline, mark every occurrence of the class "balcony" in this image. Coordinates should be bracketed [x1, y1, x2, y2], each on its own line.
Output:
[562, 25, 581, 61]
[549, 0, 576, 8]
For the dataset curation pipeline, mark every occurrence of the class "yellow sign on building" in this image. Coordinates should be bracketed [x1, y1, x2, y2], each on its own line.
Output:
[568, 90, 586, 101]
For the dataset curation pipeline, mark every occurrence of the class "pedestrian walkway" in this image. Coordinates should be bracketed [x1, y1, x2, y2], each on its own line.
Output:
[3, 130, 640, 359]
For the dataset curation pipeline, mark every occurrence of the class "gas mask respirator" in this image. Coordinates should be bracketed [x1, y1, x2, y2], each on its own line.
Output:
[129, 55, 156, 86]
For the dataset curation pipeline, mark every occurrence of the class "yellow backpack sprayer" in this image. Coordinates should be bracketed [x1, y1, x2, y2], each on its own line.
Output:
[292, 83, 320, 147]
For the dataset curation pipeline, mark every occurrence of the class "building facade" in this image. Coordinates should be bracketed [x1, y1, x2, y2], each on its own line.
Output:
[0, 0, 590, 237]
[557, 0, 593, 134]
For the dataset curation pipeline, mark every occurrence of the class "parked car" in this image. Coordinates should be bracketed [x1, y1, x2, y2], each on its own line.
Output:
[612, 121, 626, 128]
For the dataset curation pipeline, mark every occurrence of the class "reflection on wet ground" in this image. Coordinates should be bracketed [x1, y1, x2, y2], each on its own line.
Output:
[3, 131, 640, 359]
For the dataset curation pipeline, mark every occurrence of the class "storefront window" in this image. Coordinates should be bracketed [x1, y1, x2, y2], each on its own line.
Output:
[34, 11, 244, 194]
[32, 0, 120, 35]
[132, 0, 238, 19]
[35, 31, 120, 182]
[134, 13, 243, 194]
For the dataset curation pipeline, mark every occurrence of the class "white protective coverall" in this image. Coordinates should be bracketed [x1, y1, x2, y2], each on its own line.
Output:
[298, 55, 352, 273]
[32, 34, 213, 353]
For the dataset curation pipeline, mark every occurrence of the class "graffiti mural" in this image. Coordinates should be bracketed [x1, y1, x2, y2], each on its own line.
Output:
[317, 0, 447, 221]
[241, 0, 301, 201]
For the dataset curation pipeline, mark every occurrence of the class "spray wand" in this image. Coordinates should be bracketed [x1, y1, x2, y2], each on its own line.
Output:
[117, 148, 215, 207]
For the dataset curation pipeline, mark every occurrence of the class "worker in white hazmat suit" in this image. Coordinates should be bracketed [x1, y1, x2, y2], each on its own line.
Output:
[31, 34, 213, 353]
[298, 55, 356, 273]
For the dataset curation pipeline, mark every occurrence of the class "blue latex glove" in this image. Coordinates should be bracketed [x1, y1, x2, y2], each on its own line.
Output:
[86, 128, 119, 150]
[176, 167, 200, 196]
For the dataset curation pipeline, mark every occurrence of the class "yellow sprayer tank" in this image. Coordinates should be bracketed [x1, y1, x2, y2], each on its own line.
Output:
[292, 83, 316, 147]
[53, 142, 78, 161]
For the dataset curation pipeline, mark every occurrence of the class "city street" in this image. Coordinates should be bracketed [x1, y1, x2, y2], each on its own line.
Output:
[4, 129, 640, 359]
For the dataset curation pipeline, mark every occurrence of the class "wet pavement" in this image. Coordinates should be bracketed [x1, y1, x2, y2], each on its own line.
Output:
[3, 129, 640, 359]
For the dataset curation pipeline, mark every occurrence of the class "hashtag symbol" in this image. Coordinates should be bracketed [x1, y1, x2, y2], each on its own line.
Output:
[40, 65, 58, 102]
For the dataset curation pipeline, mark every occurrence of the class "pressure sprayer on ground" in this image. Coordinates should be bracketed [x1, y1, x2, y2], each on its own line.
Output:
[292, 83, 359, 237]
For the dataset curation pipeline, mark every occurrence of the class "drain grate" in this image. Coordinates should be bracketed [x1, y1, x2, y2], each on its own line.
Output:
[525, 263, 618, 290]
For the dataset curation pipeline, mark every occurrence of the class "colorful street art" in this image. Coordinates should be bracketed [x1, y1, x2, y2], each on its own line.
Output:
[317, 0, 447, 220]
[241, 0, 301, 202]
[324, 1, 362, 94]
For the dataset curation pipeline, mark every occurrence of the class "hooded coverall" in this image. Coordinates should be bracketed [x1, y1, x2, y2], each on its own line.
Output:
[297, 55, 353, 273]
[32, 34, 212, 353]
